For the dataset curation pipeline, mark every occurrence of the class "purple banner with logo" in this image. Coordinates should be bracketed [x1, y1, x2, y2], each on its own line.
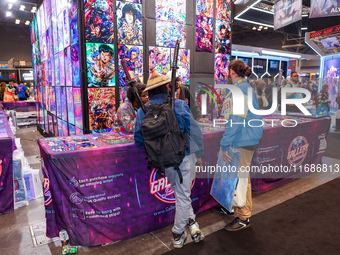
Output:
[1, 101, 38, 112]
[0, 117, 15, 215]
[38, 116, 331, 246]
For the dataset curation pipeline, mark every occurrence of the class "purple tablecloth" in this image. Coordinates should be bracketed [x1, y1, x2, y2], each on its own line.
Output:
[1, 101, 37, 112]
[0, 116, 15, 215]
[38, 115, 331, 246]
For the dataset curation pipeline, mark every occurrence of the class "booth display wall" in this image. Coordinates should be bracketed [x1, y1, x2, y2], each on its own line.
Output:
[31, 0, 232, 136]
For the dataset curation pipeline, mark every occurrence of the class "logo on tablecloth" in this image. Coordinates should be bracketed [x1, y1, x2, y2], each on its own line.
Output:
[287, 136, 309, 167]
[149, 168, 195, 204]
[42, 159, 53, 206]
[70, 192, 83, 204]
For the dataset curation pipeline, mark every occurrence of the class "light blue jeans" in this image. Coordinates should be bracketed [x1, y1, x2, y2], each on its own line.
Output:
[165, 154, 196, 234]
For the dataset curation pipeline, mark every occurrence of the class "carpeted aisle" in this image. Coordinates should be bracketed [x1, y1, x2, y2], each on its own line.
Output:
[324, 132, 340, 160]
[166, 179, 340, 255]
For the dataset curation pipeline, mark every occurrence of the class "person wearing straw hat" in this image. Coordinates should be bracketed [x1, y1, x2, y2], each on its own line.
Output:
[134, 69, 205, 248]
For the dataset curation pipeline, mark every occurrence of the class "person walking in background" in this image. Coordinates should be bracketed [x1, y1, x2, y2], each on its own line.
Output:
[0, 82, 6, 101]
[212, 59, 263, 231]
[16, 83, 29, 101]
[316, 84, 331, 111]
[253, 79, 268, 109]
[284, 72, 302, 112]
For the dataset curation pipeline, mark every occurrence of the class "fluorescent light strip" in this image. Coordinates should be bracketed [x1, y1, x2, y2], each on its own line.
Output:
[232, 50, 259, 56]
[302, 27, 308, 30]
[235, 0, 261, 19]
[250, 7, 273, 15]
[235, 17, 274, 28]
[304, 40, 322, 57]
[302, 14, 308, 17]
[261, 50, 301, 59]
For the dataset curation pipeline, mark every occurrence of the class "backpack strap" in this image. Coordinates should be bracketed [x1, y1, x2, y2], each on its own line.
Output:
[174, 166, 183, 184]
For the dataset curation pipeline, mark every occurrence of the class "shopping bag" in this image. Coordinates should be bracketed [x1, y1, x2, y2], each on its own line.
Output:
[4, 92, 15, 102]
[316, 102, 330, 117]
[210, 147, 241, 211]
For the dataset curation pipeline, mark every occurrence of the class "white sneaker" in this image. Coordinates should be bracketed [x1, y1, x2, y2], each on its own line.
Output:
[172, 231, 187, 248]
[188, 219, 205, 243]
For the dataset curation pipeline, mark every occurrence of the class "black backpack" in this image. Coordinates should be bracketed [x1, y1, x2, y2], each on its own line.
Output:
[141, 96, 189, 183]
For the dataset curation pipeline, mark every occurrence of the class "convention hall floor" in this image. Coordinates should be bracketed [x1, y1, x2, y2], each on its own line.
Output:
[0, 126, 339, 255]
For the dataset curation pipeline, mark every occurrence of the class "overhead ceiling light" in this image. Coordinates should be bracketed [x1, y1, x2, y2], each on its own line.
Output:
[302, 14, 309, 17]
[31, 8, 36, 13]
[257, 28, 261, 31]
[301, 27, 308, 30]
[232, 50, 260, 56]
[6, 11, 12, 17]
[25, 20, 30, 25]
[15, 19, 20, 24]
[261, 50, 301, 59]
[8, 3, 13, 9]
[259, 25, 263, 29]
[252, 26, 256, 30]
[250, 7, 274, 15]
[19, 5, 25, 11]
[7, 0, 16, 3]
[264, 27, 268, 30]
[235, 17, 274, 28]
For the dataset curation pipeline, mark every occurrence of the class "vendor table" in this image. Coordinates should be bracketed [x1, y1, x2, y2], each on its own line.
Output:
[0, 114, 16, 215]
[38, 115, 331, 246]
[1, 101, 37, 112]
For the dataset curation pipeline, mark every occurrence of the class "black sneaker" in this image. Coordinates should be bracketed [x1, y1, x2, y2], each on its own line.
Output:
[211, 205, 234, 215]
[225, 217, 250, 231]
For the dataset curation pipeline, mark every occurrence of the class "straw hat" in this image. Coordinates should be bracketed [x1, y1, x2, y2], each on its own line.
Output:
[144, 68, 171, 92]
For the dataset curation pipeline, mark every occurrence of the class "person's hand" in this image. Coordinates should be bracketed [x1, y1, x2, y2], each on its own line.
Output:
[196, 158, 202, 168]
[222, 150, 232, 164]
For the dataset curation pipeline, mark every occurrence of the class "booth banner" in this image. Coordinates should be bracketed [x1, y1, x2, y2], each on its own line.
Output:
[38, 131, 220, 246]
[274, 0, 302, 30]
[0, 117, 15, 215]
[310, 0, 340, 18]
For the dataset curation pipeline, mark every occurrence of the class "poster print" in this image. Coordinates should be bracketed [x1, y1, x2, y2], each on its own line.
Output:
[84, 0, 114, 43]
[171, 48, 190, 85]
[215, 53, 230, 83]
[59, 50, 65, 86]
[215, 19, 231, 54]
[74, 88, 83, 128]
[60, 87, 68, 121]
[70, 7, 79, 46]
[155, 0, 186, 24]
[86, 43, 115, 87]
[71, 44, 81, 87]
[274, 0, 302, 30]
[216, 0, 231, 21]
[66, 87, 75, 125]
[117, 1, 143, 45]
[196, 0, 214, 18]
[63, 8, 70, 48]
[88, 87, 116, 131]
[64, 47, 73, 86]
[57, 10, 64, 52]
[196, 15, 213, 52]
[149, 46, 171, 76]
[310, 0, 340, 18]
[118, 44, 143, 86]
[54, 56, 60, 86]
[156, 21, 186, 48]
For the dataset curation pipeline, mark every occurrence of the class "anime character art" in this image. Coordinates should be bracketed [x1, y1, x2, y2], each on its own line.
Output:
[196, 0, 214, 18]
[156, 0, 186, 24]
[117, 1, 143, 45]
[156, 21, 186, 48]
[216, 0, 231, 20]
[310, 0, 340, 18]
[196, 15, 213, 52]
[274, 0, 302, 30]
[84, 0, 114, 43]
[71, 44, 81, 87]
[323, 58, 340, 109]
[215, 54, 229, 83]
[87, 43, 115, 87]
[149, 46, 171, 76]
[215, 20, 231, 54]
[118, 44, 143, 86]
[171, 48, 190, 85]
[88, 88, 116, 131]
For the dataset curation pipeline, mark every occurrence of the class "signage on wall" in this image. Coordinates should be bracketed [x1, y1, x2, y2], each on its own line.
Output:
[0, 63, 9, 69]
[310, 24, 340, 39]
[20, 70, 34, 81]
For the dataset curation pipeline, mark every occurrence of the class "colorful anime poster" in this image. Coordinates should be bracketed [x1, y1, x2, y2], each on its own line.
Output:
[62, 120, 68, 136]
[155, 0, 186, 24]
[56, 87, 62, 118]
[57, 11, 64, 52]
[61, 87, 68, 121]
[75, 126, 83, 135]
[74, 88, 83, 128]
[45, 0, 52, 29]
[69, 124, 76, 136]
[84, 0, 114, 43]
[196, 15, 213, 52]
[118, 44, 143, 86]
[64, 47, 72, 86]
[48, 57, 54, 86]
[216, 0, 231, 21]
[88, 87, 116, 131]
[48, 114, 54, 134]
[52, 11, 59, 54]
[215, 19, 231, 54]
[71, 44, 81, 87]
[70, 8, 79, 46]
[196, 0, 214, 18]
[59, 50, 65, 86]
[310, 0, 340, 18]
[63, 8, 70, 48]
[156, 21, 186, 48]
[171, 48, 190, 85]
[117, 1, 143, 45]
[215, 53, 230, 83]
[86, 43, 115, 87]
[66, 87, 75, 125]
[323, 57, 340, 110]
[40, 32, 47, 62]
[119, 86, 127, 105]
[54, 56, 60, 86]
[149, 46, 171, 76]
[51, 86, 56, 115]
[57, 118, 64, 136]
